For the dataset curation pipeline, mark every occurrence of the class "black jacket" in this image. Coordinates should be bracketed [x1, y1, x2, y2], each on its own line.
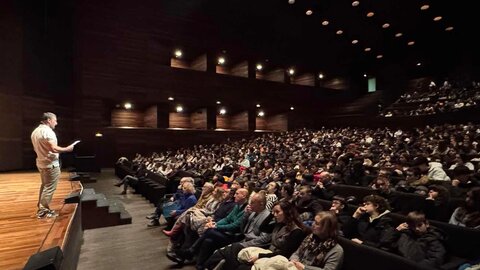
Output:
[344, 211, 396, 250]
[392, 227, 447, 268]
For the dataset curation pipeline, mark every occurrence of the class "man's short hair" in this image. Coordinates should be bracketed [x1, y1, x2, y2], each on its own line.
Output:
[41, 112, 56, 122]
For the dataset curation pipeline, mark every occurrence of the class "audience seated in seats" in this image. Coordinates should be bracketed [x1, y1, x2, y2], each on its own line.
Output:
[206, 201, 309, 270]
[164, 182, 197, 228]
[162, 182, 217, 237]
[146, 177, 195, 227]
[450, 165, 480, 198]
[167, 188, 250, 264]
[114, 163, 148, 194]
[255, 212, 343, 270]
[329, 196, 353, 236]
[294, 186, 323, 222]
[175, 190, 271, 270]
[449, 187, 480, 229]
[344, 195, 396, 250]
[388, 211, 447, 268]
[424, 185, 451, 222]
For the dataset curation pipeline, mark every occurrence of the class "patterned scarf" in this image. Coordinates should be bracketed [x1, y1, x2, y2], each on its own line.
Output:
[295, 234, 337, 267]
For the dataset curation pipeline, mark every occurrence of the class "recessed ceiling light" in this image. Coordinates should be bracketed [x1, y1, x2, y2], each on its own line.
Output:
[216, 101, 221, 104]
[407, 41, 415, 46]
[218, 57, 225, 65]
[322, 20, 330, 26]
[256, 64, 263, 71]
[420, 4, 430, 10]
[288, 0, 295, 4]
[363, 73, 367, 78]
[395, 32, 403, 38]
[258, 111, 265, 117]
[364, 47, 371, 52]
[176, 105, 183, 112]
[288, 68, 295, 75]
[382, 23, 390, 29]
[174, 49, 182, 58]
[318, 73, 324, 79]
[367, 12, 375, 17]
[168, 97, 174, 101]
[445, 26, 454, 31]
[219, 108, 227, 115]
[336, 30, 344, 35]
[306, 10, 313, 15]
[256, 104, 261, 108]
[124, 102, 132, 109]
[352, 1, 360, 7]
[417, 62, 422, 66]
[352, 39, 359, 44]
[290, 107, 295, 111]
[376, 54, 383, 59]
[433, 16, 443, 22]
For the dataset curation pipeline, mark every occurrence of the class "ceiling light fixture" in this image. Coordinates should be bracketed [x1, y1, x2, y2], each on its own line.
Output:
[367, 12, 375, 17]
[363, 73, 367, 78]
[433, 16, 443, 22]
[124, 102, 132, 109]
[382, 23, 390, 29]
[407, 41, 415, 46]
[288, 68, 295, 75]
[322, 20, 329, 26]
[376, 54, 383, 59]
[306, 10, 313, 15]
[336, 30, 343, 35]
[256, 104, 261, 108]
[219, 108, 227, 115]
[417, 62, 422, 66]
[168, 97, 174, 101]
[176, 105, 183, 113]
[364, 47, 371, 52]
[290, 107, 295, 111]
[258, 111, 265, 117]
[318, 73, 324, 79]
[420, 4, 430, 10]
[352, 39, 359, 44]
[218, 57, 226, 65]
[395, 32, 403, 38]
[288, 0, 295, 4]
[352, 1, 360, 7]
[256, 64, 263, 71]
[174, 49, 182, 58]
[216, 101, 221, 104]
[445, 26, 454, 31]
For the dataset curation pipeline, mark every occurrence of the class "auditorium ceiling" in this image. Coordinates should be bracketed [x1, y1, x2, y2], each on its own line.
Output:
[166, 0, 478, 76]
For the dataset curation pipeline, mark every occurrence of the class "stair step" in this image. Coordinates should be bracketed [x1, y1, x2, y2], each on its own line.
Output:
[96, 196, 109, 208]
[82, 188, 96, 195]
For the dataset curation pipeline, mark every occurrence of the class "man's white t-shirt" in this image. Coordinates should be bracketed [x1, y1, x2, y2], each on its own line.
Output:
[31, 124, 60, 169]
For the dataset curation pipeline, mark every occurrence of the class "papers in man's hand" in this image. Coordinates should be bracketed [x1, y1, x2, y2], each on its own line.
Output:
[72, 140, 81, 146]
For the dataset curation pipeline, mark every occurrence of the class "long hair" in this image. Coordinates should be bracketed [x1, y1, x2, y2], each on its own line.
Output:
[314, 211, 339, 241]
[274, 200, 310, 233]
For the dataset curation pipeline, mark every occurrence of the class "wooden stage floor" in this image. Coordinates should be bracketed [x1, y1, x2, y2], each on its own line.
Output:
[0, 171, 81, 270]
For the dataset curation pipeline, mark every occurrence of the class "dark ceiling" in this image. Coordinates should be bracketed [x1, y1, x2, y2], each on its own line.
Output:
[168, 0, 479, 77]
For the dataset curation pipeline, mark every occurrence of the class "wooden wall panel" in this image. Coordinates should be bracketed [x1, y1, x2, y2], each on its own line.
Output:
[267, 114, 288, 131]
[322, 77, 349, 90]
[190, 109, 207, 130]
[255, 117, 267, 131]
[264, 69, 285, 83]
[170, 58, 190, 69]
[144, 106, 158, 128]
[216, 66, 229, 75]
[231, 112, 249, 130]
[169, 113, 191, 128]
[191, 54, 207, 72]
[111, 109, 143, 127]
[231, 61, 248, 78]
[0, 94, 23, 170]
[292, 73, 315, 86]
[216, 115, 230, 129]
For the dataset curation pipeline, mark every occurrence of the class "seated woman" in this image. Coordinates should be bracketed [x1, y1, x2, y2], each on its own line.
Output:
[208, 201, 309, 270]
[249, 212, 343, 270]
[163, 182, 218, 237]
[390, 211, 446, 268]
[282, 211, 343, 270]
[449, 187, 480, 229]
[424, 185, 451, 222]
[344, 195, 395, 250]
[164, 182, 198, 229]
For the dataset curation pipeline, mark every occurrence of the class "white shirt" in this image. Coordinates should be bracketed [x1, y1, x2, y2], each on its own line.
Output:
[31, 124, 59, 168]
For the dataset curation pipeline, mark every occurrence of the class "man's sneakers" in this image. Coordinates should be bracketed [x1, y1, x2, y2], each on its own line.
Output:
[37, 209, 58, 219]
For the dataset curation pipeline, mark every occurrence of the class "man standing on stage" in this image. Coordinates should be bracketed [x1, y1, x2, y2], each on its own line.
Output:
[31, 112, 75, 218]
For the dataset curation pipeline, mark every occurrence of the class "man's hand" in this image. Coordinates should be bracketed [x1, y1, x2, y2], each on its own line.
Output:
[351, 238, 363, 244]
[396, 222, 409, 231]
[291, 260, 305, 270]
